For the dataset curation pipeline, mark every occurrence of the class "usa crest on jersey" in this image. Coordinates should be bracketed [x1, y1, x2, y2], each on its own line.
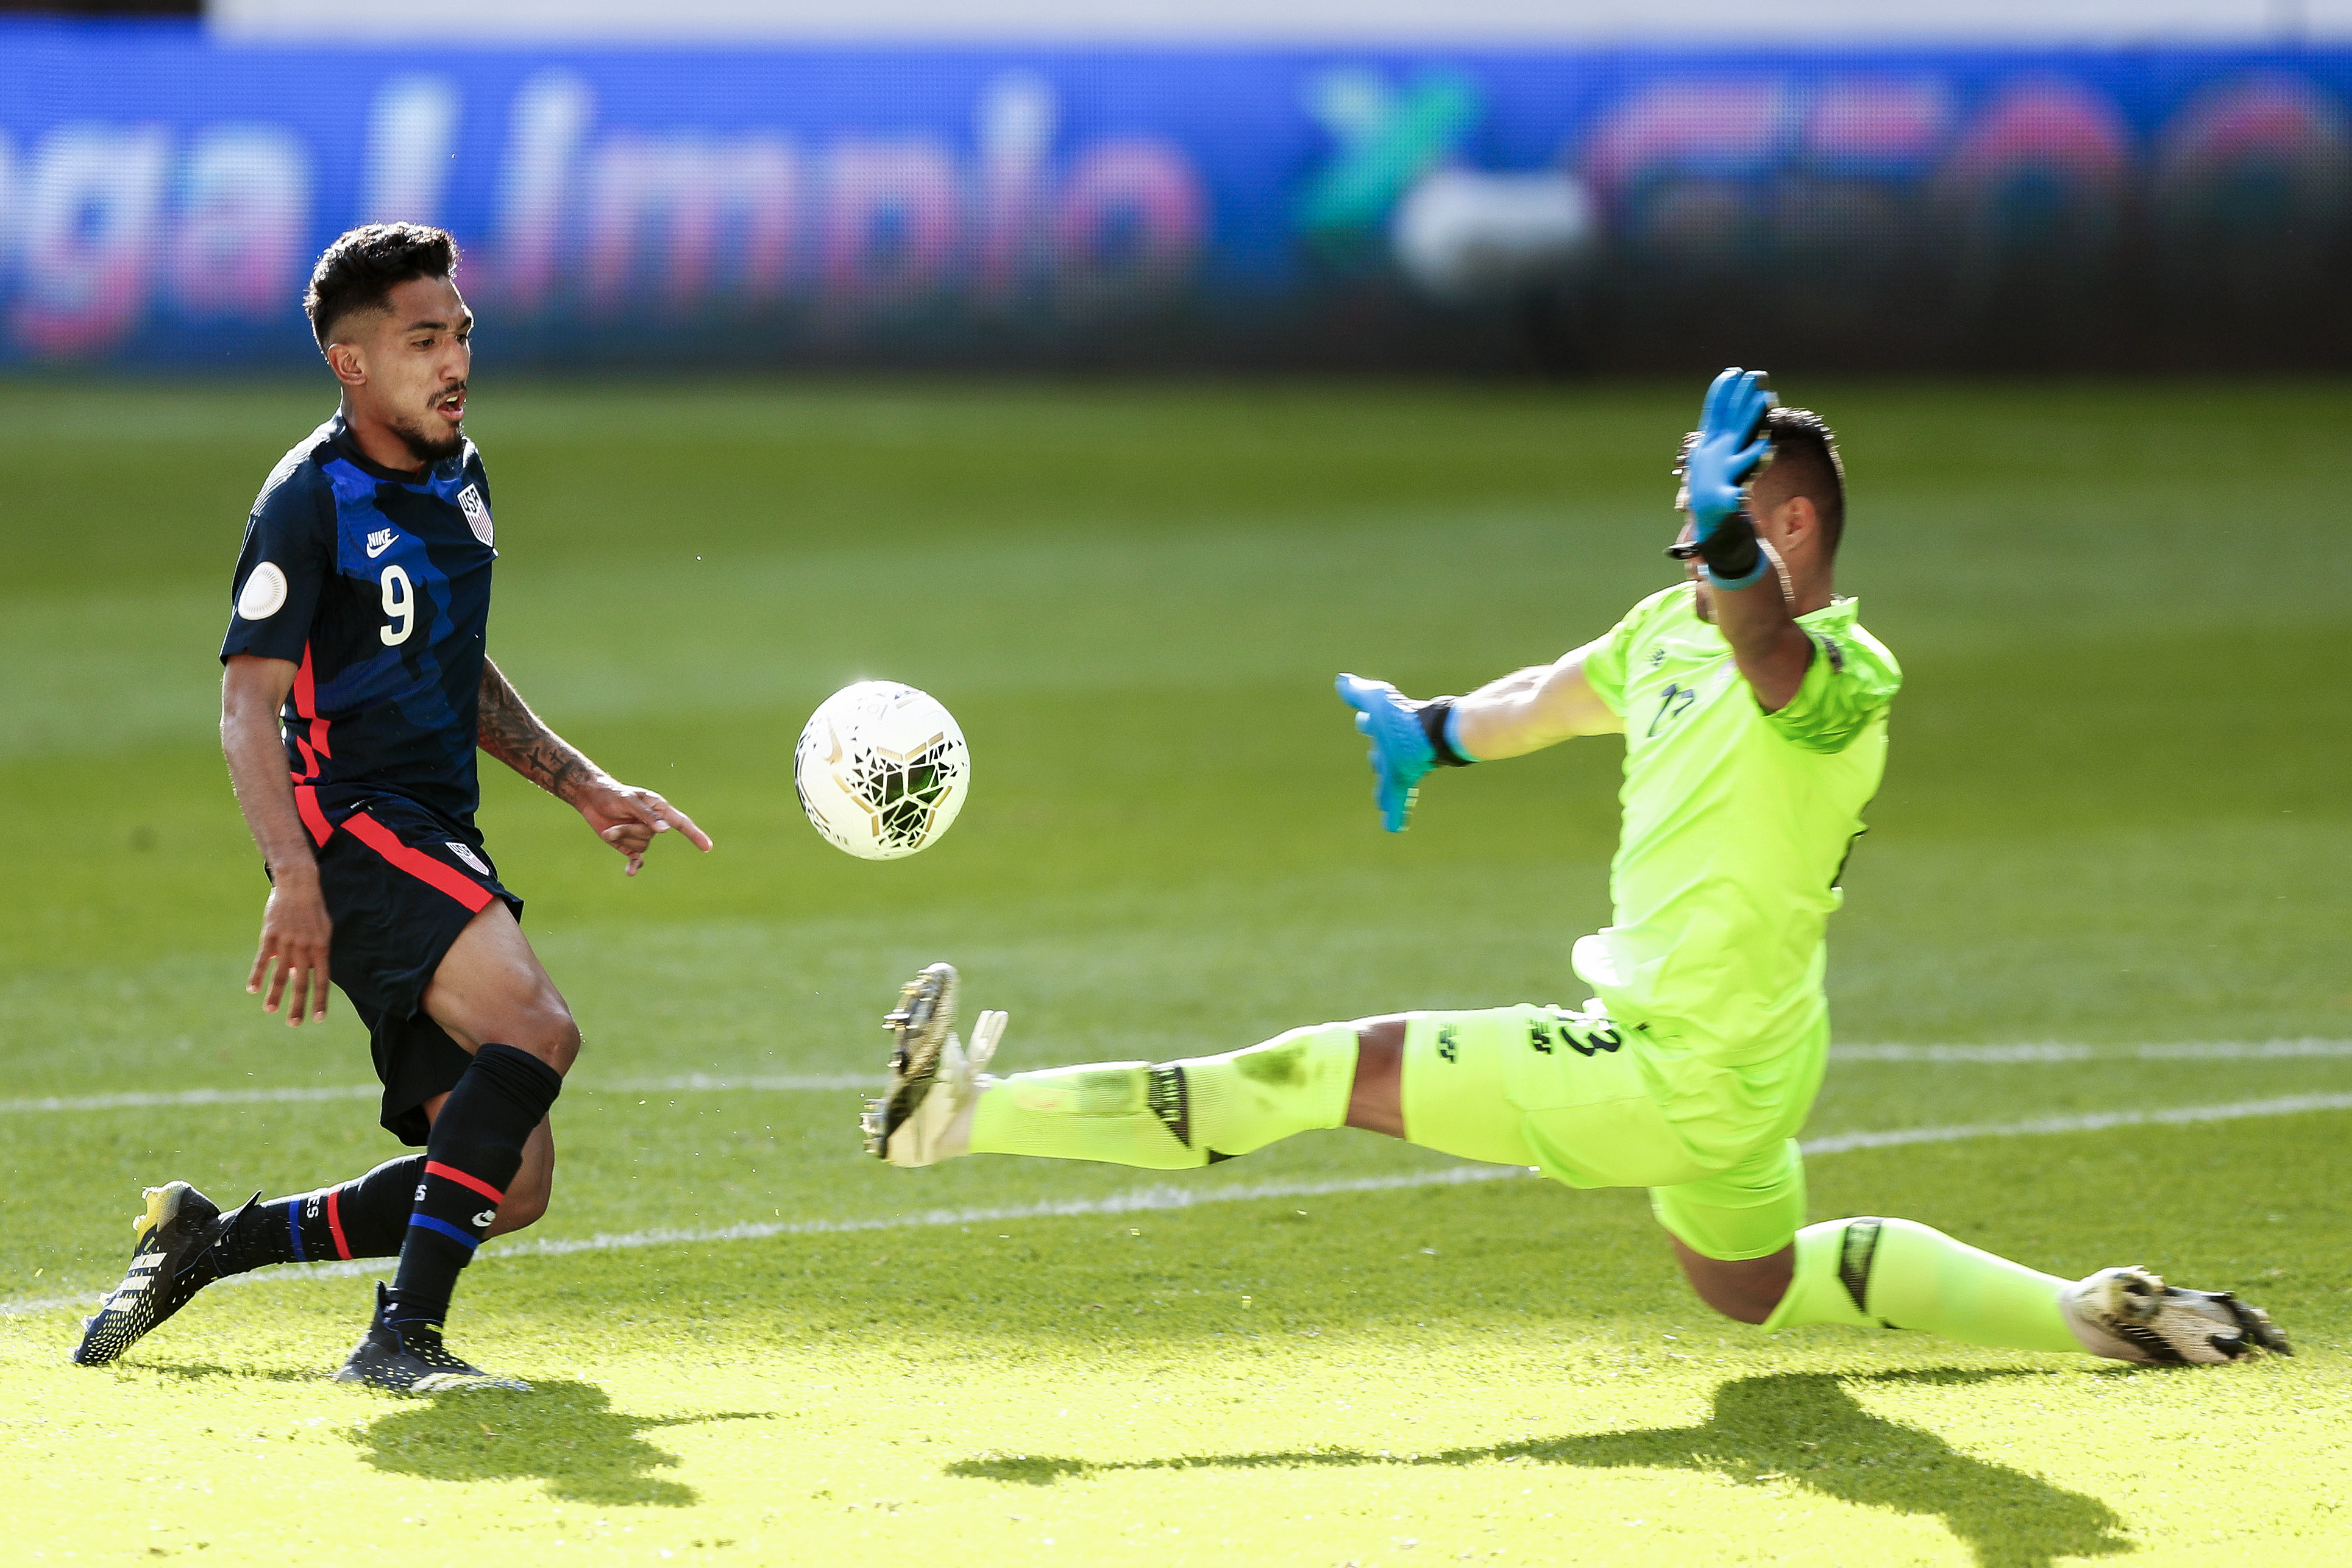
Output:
[457, 483, 494, 547]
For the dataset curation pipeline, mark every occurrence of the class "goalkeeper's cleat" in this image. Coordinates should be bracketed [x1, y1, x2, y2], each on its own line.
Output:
[873, 1010, 1005, 1168]
[71, 1182, 252, 1366]
[860, 962, 1007, 1166]
[2061, 1265, 2291, 1365]
[332, 1283, 530, 1395]
[860, 962, 958, 1158]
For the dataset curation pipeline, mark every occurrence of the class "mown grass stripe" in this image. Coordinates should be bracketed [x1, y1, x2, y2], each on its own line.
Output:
[607, 1074, 880, 1093]
[8, 1088, 2350, 1318]
[10, 1041, 2350, 1114]
[1831, 1040, 2352, 1063]
[0, 1085, 382, 1114]
[0, 1075, 881, 1113]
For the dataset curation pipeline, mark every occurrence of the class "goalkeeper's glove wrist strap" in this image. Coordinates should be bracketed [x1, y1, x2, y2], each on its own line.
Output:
[1698, 511, 1767, 589]
[1418, 700, 1477, 767]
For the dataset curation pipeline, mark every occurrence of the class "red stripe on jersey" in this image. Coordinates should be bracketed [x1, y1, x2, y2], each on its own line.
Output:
[344, 812, 495, 912]
[325, 1188, 352, 1260]
[424, 1161, 506, 1205]
[293, 785, 333, 848]
[291, 644, 330, 772]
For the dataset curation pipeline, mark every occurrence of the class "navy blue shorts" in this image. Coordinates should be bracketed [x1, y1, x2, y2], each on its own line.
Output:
[293, 791, 524, 1146]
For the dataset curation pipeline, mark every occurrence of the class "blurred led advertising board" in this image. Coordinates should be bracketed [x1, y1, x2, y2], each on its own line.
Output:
[11, 23, 2352, 369]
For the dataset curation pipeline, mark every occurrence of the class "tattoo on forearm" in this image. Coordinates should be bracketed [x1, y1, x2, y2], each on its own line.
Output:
[477, 661, 595, 798]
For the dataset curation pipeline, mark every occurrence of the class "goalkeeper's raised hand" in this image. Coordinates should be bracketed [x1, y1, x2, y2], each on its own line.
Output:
[1674, 367, 1776, 589]
[1335, 674, 1476, 832]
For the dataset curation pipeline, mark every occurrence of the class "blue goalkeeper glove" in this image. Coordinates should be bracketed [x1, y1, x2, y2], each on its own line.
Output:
[1672, 367, 1775, 590]
[1335, 675, 1474, 832]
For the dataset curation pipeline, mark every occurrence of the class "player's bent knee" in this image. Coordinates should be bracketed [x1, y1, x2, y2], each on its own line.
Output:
[1700, 1285, 1782, 1326]
[506, 996, 581, 1074]
[1671, 1236, 1794, 1325]
[1342, 1015, 1407, 1138]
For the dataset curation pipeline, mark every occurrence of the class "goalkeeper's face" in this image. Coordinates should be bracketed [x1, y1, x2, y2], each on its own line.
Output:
[1674, 513, 1721, 624]
[1669, 472, 1718, 623]
[1681, 480, 1815, 625]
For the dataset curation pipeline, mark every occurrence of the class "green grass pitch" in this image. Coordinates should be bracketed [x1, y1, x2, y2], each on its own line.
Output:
[3, 376, 2350, 1566]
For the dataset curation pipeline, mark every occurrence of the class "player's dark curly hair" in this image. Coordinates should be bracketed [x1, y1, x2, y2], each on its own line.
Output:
[1755, 406, 1846, 557]
[304, 223, 461, 348]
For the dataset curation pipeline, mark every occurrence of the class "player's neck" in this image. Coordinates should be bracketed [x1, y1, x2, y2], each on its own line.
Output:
[338, 397, 431, 478]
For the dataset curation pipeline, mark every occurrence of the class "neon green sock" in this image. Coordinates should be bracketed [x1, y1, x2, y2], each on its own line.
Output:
[967, 1023, 1357, 1169]
[1763, 1216, 2085, 1354]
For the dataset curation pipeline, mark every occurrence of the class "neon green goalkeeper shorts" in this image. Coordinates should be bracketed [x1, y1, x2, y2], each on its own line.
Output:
[1398, 1005, 1807, 1261]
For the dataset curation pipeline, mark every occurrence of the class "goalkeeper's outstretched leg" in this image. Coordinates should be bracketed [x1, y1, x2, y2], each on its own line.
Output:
[859, 963, 2289, 1368]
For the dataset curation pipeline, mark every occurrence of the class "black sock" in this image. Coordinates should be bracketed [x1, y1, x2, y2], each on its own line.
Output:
[385, 1043, 564, 1333]
[210, 1156, 427, 1277]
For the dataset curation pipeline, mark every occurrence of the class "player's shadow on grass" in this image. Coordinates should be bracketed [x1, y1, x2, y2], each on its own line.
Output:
[947, 1370, 2128, 1568]
[127, 1361, 323, 1386]
[357, 1380, 767, 1507]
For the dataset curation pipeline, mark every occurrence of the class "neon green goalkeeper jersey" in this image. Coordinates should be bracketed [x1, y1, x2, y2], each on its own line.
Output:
[1576, 584, 1902, 1163]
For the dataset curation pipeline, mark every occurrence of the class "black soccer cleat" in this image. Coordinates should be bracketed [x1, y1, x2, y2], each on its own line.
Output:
[72, 1182, 251, 1366]
[332, 1283, 530, 1395]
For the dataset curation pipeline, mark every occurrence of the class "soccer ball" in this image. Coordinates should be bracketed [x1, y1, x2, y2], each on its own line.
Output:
[793, 681, 970, 860]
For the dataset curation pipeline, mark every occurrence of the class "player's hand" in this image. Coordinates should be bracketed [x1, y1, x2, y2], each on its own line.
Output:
[247, 869, 332, 1027]
[570, 775, 714, 876]
[1679, 367, 1775, 544]
[1335, 673, 1434, 833]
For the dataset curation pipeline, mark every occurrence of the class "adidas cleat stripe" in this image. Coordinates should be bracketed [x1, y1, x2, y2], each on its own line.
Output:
[71, 1182, 246, 1367]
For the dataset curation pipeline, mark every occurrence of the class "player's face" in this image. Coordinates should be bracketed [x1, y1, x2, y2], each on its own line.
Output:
[1674, 513, 1717, 623]
[1678, 473, 1802, 625]
[352, 275, 473, 466]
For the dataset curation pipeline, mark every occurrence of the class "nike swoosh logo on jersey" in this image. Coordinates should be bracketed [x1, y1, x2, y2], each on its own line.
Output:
[365, 528, 399, 558]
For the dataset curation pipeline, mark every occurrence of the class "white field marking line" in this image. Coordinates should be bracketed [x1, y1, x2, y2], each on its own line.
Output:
[11, 1088, 2352, 1319]
[14, 1042, 2351, 1114]
[0, 1165, 1527, 1318]
[1799, 1091, 2352, 1154]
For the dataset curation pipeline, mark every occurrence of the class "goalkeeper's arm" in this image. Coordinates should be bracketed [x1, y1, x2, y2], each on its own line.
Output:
[1337, 639, 1620, 831]
[1448, 638, 1624, 759]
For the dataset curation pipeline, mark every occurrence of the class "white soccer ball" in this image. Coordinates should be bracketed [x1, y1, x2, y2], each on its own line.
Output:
[793, 681, 970, 860]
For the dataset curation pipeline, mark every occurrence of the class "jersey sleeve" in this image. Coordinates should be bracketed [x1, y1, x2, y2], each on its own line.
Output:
[1579, 593, 1660, 717]
[1762, 624, 1902, 754]
[219, 465, 332, 665]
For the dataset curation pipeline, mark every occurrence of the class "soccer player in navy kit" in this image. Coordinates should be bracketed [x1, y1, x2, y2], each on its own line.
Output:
[72, 224, 711, 1392]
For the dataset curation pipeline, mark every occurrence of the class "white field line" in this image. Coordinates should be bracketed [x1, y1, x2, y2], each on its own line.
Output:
[10, 1042, 2350, 1114]
[1798, 1090, 2352, 1154]
[7, 1088, 2352, 1319]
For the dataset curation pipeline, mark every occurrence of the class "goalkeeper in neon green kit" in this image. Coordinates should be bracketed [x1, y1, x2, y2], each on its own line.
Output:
[859, 369, 2289, 1367]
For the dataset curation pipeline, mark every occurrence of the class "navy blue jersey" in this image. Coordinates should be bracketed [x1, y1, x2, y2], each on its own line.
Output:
[220, 413, 496, 837]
